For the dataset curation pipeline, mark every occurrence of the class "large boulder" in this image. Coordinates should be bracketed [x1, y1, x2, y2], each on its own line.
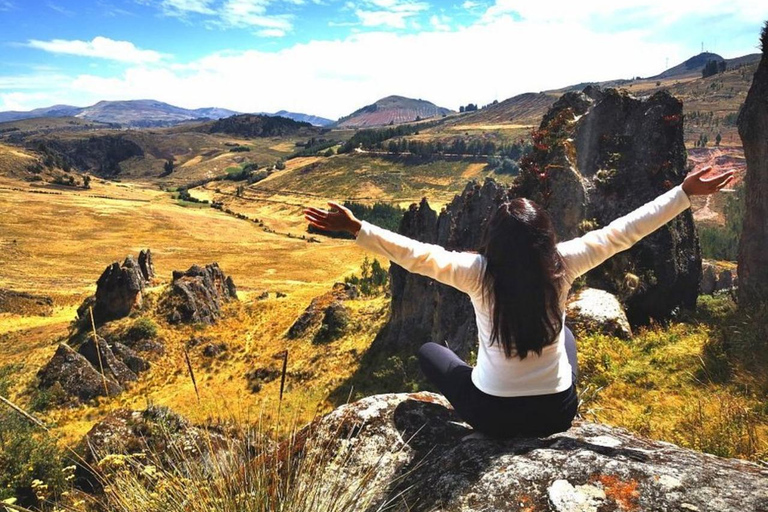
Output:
[37, 344, 122, 402]
[379, 88, 699, 359]
[738, 23, 768, 305]
[77, 253, 152, 325]
[566, 288, 632, 339]
[163, 263, 238, 324]
[295, 393, 768, 512]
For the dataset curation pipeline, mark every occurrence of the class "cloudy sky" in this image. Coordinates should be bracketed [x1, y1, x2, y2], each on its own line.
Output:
[1, 0, 766, 119]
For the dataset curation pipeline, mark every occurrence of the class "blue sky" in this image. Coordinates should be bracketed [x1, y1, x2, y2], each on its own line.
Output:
[0, 0, 766, 119]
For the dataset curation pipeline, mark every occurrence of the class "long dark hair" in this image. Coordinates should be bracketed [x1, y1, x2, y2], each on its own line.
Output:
[478, 198, 565, 359]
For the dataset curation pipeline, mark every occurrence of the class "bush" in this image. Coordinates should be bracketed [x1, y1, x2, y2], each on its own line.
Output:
[126, 317, 158, 341]
[0, 412, 69, 508]
[344, 257, 388, 296]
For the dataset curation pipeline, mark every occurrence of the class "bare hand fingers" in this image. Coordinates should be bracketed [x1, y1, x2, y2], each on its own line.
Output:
[304, 207, 328, 218]
[701, 170, 735, 184]
[716, 176, 735, 190]
[690, 166, 712, 177]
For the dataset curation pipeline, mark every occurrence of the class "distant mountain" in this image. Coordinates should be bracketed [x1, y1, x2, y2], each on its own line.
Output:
[0, 100, 239, 127]
[268, 110, 334, 127]
[336, 95, 454, 128]
[0, 104, 83, 123]
[651, 52, 761, 79]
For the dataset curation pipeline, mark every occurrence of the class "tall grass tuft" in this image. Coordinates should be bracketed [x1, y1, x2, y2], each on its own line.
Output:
[96, 412, 404, 512]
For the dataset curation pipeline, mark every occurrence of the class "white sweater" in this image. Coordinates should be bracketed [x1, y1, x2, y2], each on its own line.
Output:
[355, 185, 692, 397]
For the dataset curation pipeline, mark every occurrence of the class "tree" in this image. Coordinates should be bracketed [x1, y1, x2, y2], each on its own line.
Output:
[160, 159, 174, 177]
[702, 60, 720, 78]
[716, 133, 722, 146]
[83, 175, 91, 189]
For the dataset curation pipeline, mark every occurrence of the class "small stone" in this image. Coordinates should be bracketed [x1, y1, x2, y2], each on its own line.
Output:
[548, 479, 606, 512]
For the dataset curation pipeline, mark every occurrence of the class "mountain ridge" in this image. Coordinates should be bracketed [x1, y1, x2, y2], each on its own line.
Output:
[335, 95, 454, 128]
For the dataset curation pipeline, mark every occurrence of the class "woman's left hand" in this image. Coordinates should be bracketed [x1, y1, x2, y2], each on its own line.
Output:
[304, 202, 362, 236]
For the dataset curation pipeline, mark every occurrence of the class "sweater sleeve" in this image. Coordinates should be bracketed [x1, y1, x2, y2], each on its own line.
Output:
[557, 185, 692, 281]
[355, 221, 484, 296]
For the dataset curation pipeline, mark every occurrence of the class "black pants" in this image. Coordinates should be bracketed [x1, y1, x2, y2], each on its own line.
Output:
[417, 328, 579, 438]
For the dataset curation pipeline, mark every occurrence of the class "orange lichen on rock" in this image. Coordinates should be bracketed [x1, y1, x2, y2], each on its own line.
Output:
[593, 474, 640, 511]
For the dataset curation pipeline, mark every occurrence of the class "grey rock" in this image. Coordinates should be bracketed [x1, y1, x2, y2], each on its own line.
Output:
[162, 263, 238, 324]
[110, 341, 150, 374]
[37, 344, 122, 402]
[566, 288, 632, 339]
[737, 24, 768, 305]
[202, 342, 227, 357]
[313, 301, 350, 344]
[297, 393, 768, 512]
[78, 334, 137, 385]
[77, 255, 147, 325]
[701, 261, 718, 295]
[287, 283, 358, 340]
[138, 248, 155, 282]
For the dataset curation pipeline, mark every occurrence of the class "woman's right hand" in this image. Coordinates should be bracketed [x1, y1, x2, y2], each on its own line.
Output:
[682, 166, 735, 196]
[304, 201, 362, 236]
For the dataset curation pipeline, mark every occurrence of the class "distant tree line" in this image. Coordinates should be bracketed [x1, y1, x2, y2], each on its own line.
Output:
[205, 114, 313, 138]
[702, 60, 727, 78]
[289, 137, 338, 158]
[338, 121, 440, 154]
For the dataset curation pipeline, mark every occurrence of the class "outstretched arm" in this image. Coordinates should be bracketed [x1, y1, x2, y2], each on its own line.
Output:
[558, 167, 734, 281]
[304, 202, 483, 295]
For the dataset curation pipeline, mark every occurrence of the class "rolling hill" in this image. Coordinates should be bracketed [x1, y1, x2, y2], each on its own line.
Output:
[335, 95, 453, 128]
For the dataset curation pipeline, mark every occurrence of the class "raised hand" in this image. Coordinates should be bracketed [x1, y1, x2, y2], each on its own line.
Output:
[303, 201, 362, 236]
[682, 166, 735, 196]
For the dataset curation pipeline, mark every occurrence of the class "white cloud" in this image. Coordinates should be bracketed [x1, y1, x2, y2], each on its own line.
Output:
[0, 0, 14, 11]
[355, 0, 428, 28]
[26, 36, 166, 63]
[217, 0, 293, 30]
[159, 0, 216, 15]
[0, 92, 54, 111]
[481, 0, 768, 25]
[59, 16, 683, 119]
[461, 0, 479, 9]
[430, 14, 450, 31]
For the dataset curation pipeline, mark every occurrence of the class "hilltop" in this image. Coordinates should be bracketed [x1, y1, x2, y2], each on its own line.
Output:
[335, 95, 453, 128]
[0, 100, 333, 128]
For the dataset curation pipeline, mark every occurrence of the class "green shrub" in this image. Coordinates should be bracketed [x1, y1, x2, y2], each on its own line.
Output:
[699, 184, 744, 261]
[0, 412, 69, 508]
[344, 257, 389, 296]
[126, 317, 159, 341]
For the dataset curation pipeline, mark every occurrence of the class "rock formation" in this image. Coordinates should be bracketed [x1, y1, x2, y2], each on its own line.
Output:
[77, 251, 154, 326]
[380, 87, 699, 359]
[313, 301, 350, 344]
[566, 288, 632, 339]
[163, 263, 238, 324]
[138, 248, 155, 282]
[701, 260, 737, 295]
[287, 282, 358, 339]
[738, 22, 768, 305]
[78, 334, 138, 385]
[295, 393, 768, 512]
[37, 344, 122, 401]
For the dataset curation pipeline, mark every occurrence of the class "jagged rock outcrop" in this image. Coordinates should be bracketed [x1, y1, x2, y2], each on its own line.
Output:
[162, 263, 238, 324]
[566, 288, 632, 339]
[138, 248, 155, 282]
[738, 23, 768, 305]
[287, 282, 358, 339]
[37, 344, 122, 401]
[77, 251, 154, 325]
[295, 393, 768, 512]
[78, 334, 137, 385]
[109, 341, 150, 374]
[380, 88, 699, 359]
